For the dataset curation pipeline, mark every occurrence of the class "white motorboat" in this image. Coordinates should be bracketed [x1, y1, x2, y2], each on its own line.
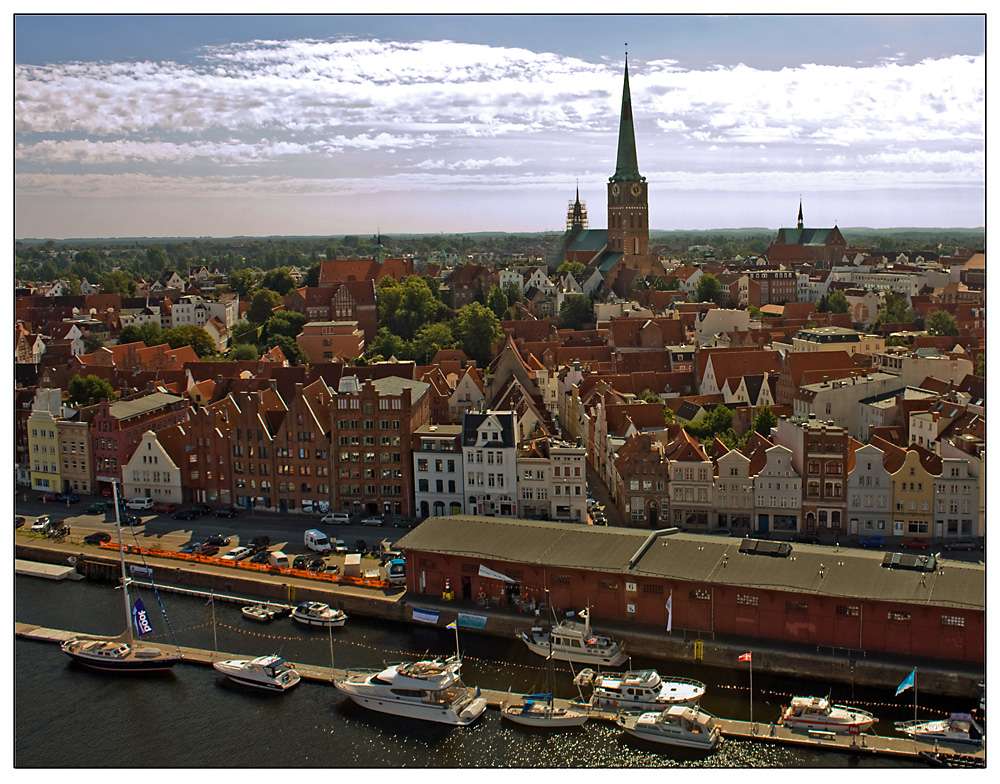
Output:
[61, 482, 182, 673]
[500, 695, 589, 728]
[291, 601, 347, 628]
[780, 696, 876, 734]
[334, 657, 487, 725]
[213, 654, 300, 692]
[241, 603, 282, 622]
[517, 609, 627, 667]
[896, 713, 984, 746]
[576, 668, 706, 712]
[617, 705, 722, 751]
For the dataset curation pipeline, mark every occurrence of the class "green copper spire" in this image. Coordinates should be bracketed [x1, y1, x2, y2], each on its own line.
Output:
[612, 55, 642, 182]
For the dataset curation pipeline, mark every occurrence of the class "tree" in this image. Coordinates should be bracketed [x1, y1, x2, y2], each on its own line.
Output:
[487, 285, 510, 320]
[558, 294, 594, 330]
[637, 388, 661, 404]
[247, 289, 284, 324]
[304, 262, 321, 288]
[227, 268, 256, 298]
[748, 305, 763, 320]
[67, 374, 116, 406]
[146, 245, 169, 272]
[264, 310, 309, 342]
[259, 267, 297, 296]
[164, 325, 216, 358]
[411, 322, 456, 364]
[268, 335, 309, 366]
[227, 343, 260, 361]
[826, 290, 850, 314]
[556, 260, 586, 277]
[695, 273, 721, 303]
[230, 321, 260, 346]
[366, 327, 409, 362]
[751, 405, 778, 438]
[872, 292, 915, 329]
[976, 353, 985, 377]
[683, 404, 733, 440]
[82, 334, 105, 354]
[100, 269, 136, 297]
[925, 309, 959, 337]
[377, 276, 445, 341]
[453, 302, 502, 367]
[118, 321, 163, 346]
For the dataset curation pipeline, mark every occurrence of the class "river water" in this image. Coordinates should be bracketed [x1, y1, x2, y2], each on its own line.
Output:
[14, 575, 945, 768]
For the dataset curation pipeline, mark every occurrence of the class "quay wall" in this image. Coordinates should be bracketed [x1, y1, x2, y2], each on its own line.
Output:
[16, 542, 983, 699]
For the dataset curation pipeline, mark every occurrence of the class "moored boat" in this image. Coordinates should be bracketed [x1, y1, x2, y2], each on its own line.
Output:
[780, 695, 876, 734]
[333, 656, 487, 725]
[500, 695, 588, 728]
[576, 668, 706, 711]
[517, 609, 627, 667]
[213, 654, 300, 691]
[291, 601, 347, 628]
[241, 603, 281, 622]
[616, 705, 722, 751]
[896, 713, 984, 746]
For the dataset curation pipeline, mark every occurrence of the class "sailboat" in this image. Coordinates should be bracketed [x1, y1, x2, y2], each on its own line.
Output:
[502, 593, 589, 728]
[61, 482, 182, 672]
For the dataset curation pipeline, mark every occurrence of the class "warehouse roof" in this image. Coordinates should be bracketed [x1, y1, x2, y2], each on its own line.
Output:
[396, 517, 984, 611]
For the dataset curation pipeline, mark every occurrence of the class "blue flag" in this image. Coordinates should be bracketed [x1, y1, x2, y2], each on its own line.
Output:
[895, 668, 915, 696]
[132, 597, 153, 637]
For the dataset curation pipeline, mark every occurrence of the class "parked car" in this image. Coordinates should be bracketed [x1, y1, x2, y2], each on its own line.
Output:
[195, 543, 219, 556]
[37, 492, 61, 503]
[58, 493, 81, 504]
[179, 542, 204, 554]
[123, 514, 143, 526]
[321, 512, 351, 525]
[31, 515, 53, 532]
[205, 533, 231, 547]
[292, 555, 311, 570]
[249, 550, 271, 564]
[247, 535, 271, 553]
[100, 486, 113, 498]
[361, 516, 383, 527]
[900, 538, 929, 550]
[152, 502, 176, 513]
[221, 546, 252, 561]
[189, 504, 213, 515]
[84, 532, 112, 545]
[84, 502, 107, 515]
[332, 538, 348, 554]
[858, 535, 884, 548]
[15, 516, 26, 529]
[943, 538, 978, 551]
[213, 507, 240, 518]
[794, 531, 820, 545]
[125, 497, 154, 511]
[171, 509, 200, 521]
[709, 527, 732, 537]
[308, 559, 328, 572]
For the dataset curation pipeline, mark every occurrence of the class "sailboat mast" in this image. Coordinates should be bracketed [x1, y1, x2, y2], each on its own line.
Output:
[111, 481, 133, 646]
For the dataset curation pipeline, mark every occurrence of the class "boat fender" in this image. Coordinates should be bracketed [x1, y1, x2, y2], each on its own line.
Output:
[67, 556, 77, 565]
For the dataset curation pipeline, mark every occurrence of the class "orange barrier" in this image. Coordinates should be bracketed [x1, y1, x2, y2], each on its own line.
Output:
[95, 541, 390, 589]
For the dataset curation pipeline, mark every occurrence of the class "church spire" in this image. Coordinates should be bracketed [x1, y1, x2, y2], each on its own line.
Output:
[797, 198, 804, 230]
[612, 53, 642, 182]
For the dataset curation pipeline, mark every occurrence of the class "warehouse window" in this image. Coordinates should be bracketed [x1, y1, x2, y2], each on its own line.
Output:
[786, 601, 808, 613]
[941, 615, 965, 628]
[736, 594, 758, 607]
[888, 611, 910, 623]
[551, 575, 571, 585]
[642, 584, 664, 595]
[836, 605, 860, 617]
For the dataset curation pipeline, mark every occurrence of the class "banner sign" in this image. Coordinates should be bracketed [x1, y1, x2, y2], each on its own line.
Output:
[412, 607, 441, 624]
[132, 597, 153, 636]
[457, 612, 488, 630]
[478, 564, 516, 583]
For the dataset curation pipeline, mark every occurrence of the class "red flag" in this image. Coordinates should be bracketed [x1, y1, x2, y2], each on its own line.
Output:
[738, 652, 752, 662]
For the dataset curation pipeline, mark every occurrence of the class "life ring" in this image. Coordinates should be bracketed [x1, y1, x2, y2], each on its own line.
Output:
[67, 556, 77, 565]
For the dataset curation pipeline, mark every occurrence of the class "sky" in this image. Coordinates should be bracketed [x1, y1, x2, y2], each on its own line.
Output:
[13, 11, 986, 239]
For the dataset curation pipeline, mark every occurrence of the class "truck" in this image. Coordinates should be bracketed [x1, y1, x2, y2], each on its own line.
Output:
[304, 528, 332, 553]
[268, 551, 289, 568]
[386, 558, 406, 587]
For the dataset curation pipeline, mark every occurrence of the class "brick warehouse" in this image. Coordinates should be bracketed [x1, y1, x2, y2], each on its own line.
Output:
[394, 517, 984, 664]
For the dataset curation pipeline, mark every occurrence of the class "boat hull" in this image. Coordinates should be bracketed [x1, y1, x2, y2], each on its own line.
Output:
[781, 716, 875, 734]
[619, 724, 720, 750]
[501, 704, 588, 728]
[291, 614, 347, 628]
[518, 631, 627, 667]
[61, 641, 181, 673]
[335, 681, 487, 725]
[213, 664, 300, 691]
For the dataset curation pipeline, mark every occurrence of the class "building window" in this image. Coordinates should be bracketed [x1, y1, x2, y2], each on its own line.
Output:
[786, 601, 808, 613]
[941, 615, 965, 628]
[836, 605, 860, 617]
[736, 594, 758, 607]
[690, 589, 710, 601]
[642, 584, 664, 595]
[888, 611, 910, 622]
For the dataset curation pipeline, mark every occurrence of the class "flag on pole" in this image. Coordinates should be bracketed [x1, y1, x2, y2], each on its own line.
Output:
[132, 597, 153, 636]
[205, 594, 214, 605]
[446, 621, 457, 629]
[665, 592, 673, 633]
[738, 652, 752, 662]
[895, 669, 915, 696]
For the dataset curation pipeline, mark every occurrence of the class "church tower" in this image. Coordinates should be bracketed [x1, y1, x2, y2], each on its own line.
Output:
[607, 55, 649, 260]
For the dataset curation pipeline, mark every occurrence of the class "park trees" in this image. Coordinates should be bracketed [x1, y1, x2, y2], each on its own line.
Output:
[67, 374, 116, 406]
[453, 302, 502, 367]
[695, 273, 721, 303]
[925, 309, 959, 337]
[557, 294, 594, 330]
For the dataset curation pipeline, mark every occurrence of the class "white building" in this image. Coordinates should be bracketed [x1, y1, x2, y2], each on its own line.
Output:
[122, 430, 182, 504]
[413, 424, 464, 519]
[461, 411, 518, 517]
[752, 444, 801, 536]
[846, 444, 892, 537]
[934, 457, 979, 539]
[714, 449, 753, 535]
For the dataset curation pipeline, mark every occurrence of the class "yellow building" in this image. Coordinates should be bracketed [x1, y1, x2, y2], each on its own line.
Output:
[28, 408, 62, 493]
[889, 449, 936, 538]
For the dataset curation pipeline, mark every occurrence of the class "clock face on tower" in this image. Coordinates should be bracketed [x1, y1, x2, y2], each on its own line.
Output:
[611, 184, 620, 196]
[631, 183, 642, 196]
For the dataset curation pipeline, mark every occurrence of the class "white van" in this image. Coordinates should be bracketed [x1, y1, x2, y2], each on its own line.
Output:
[126, 497, 154, 511]
[304, 529, 332, 553]
[268, 551, 289, 568]
[321, 511, 351, 525]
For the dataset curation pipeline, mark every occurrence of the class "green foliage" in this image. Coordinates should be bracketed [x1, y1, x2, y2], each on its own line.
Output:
[683, 404, 733, 440]
[146, 246, 169, 272]
[826, 290, 850, 314]
[264, 310, 309, 342]
[230, 321, 260, 346]
[925, 309, 959, 337]
[118, 321, 164, 346]
[637, 388, 661, 404]
[752, 405, 778, 438]
[100, 270, 137, 297]
[67, 374, 116, 406]
[164, 325, 217, 358]
[412, 322, 456, 364]
[487, 285, 510, 320]
[227, 343, 260, 361]
[366, 327, 410, 362]
[885, 335, 910, 347]
[453, 302, 502, 367]
[247, 289, 284, 324]
[259, 267, 297, 296]
[695, 272, 721, 303]
[502, 281, 524, 303]
[227, 269, 256, 298]
[558, 294, 594, 330]
[304, 262, 321, 288]
[747, 305, 763, 320]
[268, 335, 309, 366]
[556, 260, 586, 277]
[376, 276, 445, 341]
[872, 292, 915, 329]
[82, 334, 105, 354]
[976, 353, 985, 377]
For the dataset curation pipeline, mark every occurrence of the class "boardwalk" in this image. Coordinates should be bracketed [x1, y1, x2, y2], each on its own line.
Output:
[16, 622, 984, 766]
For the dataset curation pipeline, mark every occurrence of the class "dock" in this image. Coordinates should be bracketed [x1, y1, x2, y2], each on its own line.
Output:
[15, 559, 85, 581]
[15, 622, 984, 766]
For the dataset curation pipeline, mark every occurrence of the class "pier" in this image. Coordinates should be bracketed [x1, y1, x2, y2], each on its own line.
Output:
[15, 621, 985, 766]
